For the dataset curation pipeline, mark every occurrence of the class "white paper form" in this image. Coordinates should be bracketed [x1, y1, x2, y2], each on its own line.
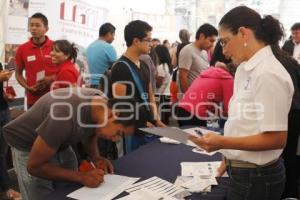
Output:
[67, 174, 139, 200]
[180, 162, 221, 177]
[175, 176, 214, 193]
[36, 70, 45, 81]
[180, 176, 216, 193]
[178, 161, 221, 193]
[139, 127, 199, 147]
[125, 176, 191, 199]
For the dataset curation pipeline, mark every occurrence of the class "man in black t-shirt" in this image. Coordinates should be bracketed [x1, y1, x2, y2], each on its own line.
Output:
[111, 20, 166, 153]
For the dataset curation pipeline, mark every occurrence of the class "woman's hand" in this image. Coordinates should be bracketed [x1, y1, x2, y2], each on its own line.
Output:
[156, 120, 166, 127]
[189, 133, 224, 152]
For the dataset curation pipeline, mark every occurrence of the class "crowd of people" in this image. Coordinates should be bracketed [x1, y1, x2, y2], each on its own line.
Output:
[1, 5, 300, 200]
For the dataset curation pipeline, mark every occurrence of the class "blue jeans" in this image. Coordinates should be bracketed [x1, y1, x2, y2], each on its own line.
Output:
[226, 159, 285, 200]
[0, 109, 10, 192]
[11, 146, 78, 200]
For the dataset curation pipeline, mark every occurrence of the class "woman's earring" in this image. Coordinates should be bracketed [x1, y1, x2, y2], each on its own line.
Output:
[243, 42, 248, 47]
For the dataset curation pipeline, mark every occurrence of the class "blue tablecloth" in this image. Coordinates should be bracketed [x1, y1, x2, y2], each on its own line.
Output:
[43, 141, 228, 200]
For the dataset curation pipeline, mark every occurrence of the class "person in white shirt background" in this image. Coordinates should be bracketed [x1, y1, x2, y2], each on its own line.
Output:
[154, 44, 172, 125]
[154, 44, 172, 94]
[189, 6, 294, 200]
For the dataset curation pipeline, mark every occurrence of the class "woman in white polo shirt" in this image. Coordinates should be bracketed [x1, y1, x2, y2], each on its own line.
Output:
[189, 6, 294, 200]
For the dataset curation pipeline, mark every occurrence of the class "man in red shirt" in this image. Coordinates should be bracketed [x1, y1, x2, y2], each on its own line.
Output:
[15, 13, 58, 107]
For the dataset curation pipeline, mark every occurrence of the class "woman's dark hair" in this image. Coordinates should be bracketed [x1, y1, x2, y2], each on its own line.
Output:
[210, 40, 231, 66]
[154, 45, 172, 74]
[149, 47, 159, 67]
[219, 6, 284, 46]
[53, 40, 78, 62]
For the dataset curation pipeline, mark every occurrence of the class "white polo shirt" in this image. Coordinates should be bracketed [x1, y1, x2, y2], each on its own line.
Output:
[221, 45, 294, 165]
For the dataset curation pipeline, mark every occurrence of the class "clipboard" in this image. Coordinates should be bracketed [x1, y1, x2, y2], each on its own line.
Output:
[139, 127, 199, 146]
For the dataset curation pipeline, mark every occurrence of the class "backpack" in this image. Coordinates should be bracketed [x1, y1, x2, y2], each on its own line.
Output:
[97, 61, 123, 160]
[98, 63, 115, 98]
[98, 60, 154, 156]
[99, 60, 151, 111]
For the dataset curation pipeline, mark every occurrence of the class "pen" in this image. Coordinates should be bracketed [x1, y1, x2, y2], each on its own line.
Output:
[194, 129, 203, 136]
[90, 161, 96, 169]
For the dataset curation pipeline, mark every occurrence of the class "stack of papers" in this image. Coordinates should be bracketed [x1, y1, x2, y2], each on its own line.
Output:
[175, 176, 217, 193]
[181, 161, 221, 176]
[174, 162, 221, 193]
[125, 176, 191, 199]
[67, 174, 139, 200]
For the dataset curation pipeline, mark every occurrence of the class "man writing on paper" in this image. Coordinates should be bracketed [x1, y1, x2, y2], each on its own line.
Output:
[3, 88, 147, 200]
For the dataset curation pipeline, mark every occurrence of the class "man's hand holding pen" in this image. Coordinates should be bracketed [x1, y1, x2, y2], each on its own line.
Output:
[78, 157, 114, 188]
[80, 165, 104, 187]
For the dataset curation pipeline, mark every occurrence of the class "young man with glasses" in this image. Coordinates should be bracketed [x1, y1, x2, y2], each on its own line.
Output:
[111, 20, 166, 153]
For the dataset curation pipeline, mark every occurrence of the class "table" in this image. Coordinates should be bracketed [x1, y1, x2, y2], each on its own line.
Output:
[43, 141, 229, 200]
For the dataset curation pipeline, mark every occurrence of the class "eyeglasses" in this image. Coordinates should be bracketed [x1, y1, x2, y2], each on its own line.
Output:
[219, 37, 233, 48]
[141, 38, 152, 43]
